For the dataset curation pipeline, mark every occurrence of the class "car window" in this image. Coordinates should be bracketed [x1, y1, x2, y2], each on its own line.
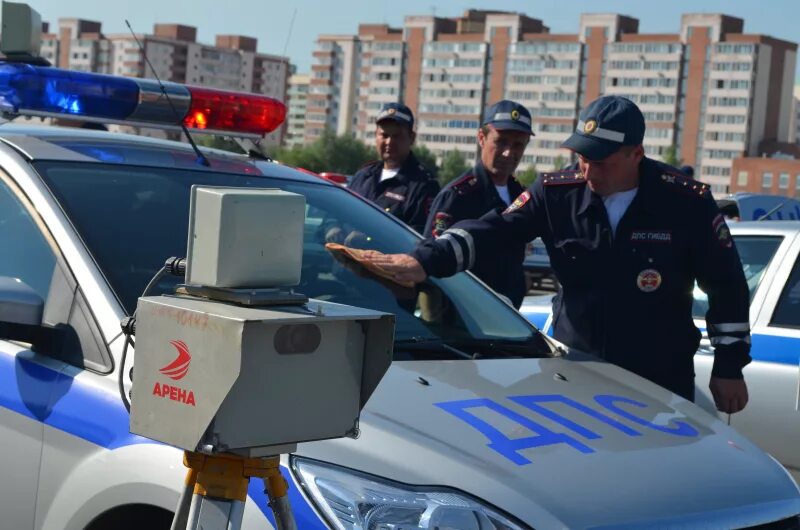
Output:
[33, 161, 544, 356]
[0, 173, 56, 299]
[692, 235, 783, 319]
[770, 256, 800, 329]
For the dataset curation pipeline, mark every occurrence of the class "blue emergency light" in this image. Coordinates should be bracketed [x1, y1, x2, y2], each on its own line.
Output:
[0, 62, 286, 136]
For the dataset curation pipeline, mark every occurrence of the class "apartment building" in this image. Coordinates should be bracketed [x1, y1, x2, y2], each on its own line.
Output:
[286, 74, 310, 147]
[40, 19, 291, 145]
[307, 10, 796, 195]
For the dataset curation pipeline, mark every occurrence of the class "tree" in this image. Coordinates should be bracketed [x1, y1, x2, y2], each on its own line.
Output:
[412, 143, 438, 178]
[662, 145, 682, 168]
[270, 129, 375, 174]
[438, 150, 468, 186]
[516, 166, 538, 188]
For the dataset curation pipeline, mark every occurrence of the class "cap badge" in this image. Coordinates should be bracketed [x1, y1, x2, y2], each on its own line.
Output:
[387, 108, 396, 115]
[583, 119, 598, 134]
[510, 109, 520, 121]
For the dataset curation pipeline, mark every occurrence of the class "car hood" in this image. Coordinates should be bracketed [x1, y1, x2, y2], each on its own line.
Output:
[296, 354, 800, 529]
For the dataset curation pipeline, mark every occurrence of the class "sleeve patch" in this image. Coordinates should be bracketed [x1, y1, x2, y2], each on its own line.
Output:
[504, 190, 531, 214]
[432, 212, 454, 237]
[712, 213, 733, 248]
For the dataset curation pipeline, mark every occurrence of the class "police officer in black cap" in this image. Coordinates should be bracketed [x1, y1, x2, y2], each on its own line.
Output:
[347, 103, 439, 234]
[423, 100, 532, 308]
[366, 95, 752, 414]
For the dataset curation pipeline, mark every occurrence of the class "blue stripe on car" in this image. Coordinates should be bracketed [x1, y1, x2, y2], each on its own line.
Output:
[1, 350, 326, 527]
[521, 314, 799, 367]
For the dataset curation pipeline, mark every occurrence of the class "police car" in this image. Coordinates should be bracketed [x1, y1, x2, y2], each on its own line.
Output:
[1, 65, 800, 530]
[693, 221, 800, 482]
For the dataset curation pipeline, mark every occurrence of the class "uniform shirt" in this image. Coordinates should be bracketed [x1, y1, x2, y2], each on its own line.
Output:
[348, 152, 439, 234]
[423, 162, 527, 308]
[602, 187, 638, 235]
[413, 157, 751, 400]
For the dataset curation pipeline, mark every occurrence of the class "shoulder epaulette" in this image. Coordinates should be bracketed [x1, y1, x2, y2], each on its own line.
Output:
[542, 170, 586, 186]
[450, 173, 479, 195]
[659, 169, 710, 198]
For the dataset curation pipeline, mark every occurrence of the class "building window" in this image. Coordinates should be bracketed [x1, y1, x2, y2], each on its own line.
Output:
[795, 175, 800, 196]
[779, 172, 790, 189]
[762, 172, 773, 189]
[737, 171, 748, 187]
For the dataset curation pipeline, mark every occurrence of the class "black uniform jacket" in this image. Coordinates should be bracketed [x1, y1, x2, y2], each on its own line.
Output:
[423, 162, 527, 308]
[413, 157, 751, 398]
[348, 152, 439, 234]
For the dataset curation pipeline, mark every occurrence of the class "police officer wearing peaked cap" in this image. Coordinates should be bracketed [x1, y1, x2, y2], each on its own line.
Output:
[422, 100, 532, 308]
[347, 103, 439, 234]
[367, 95, 752, 414]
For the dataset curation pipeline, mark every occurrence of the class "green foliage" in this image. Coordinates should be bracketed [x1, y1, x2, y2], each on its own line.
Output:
[437, 150, 469, 186]
[271, 129, 375, 174]
[516, 166, 538, 188]
[412, 143, 438, 178]
[662, 144, 682, 167]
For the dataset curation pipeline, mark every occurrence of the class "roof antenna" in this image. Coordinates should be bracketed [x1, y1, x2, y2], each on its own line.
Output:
[124, 20, 210, 167]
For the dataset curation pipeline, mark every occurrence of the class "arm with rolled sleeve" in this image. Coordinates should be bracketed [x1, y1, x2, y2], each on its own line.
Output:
[691, 193, 752, 379]
[413, 179, 546, 279]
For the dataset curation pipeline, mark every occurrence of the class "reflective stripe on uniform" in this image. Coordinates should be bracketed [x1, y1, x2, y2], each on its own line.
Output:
[446, 228, 476, 270]
[709, 322, 750, 333]
[440, 233, 465, 271]
[710, 335, 752, 346]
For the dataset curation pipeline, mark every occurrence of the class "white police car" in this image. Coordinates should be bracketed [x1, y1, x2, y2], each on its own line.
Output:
[0, 63, 799, 529]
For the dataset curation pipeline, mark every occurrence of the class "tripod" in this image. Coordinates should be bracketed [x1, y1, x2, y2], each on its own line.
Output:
[170, 451, 297, 530]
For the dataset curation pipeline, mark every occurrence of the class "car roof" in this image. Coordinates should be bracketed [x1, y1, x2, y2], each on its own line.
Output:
[0, 123, 327, 185]
[729, 220, 800, 235]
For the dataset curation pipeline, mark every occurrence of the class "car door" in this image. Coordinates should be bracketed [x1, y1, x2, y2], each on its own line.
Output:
[0, 171, 59, 529]
[730, 234, 800, 476]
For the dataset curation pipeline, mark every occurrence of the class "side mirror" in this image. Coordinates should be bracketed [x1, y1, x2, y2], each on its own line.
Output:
[0, 276, 44, 344]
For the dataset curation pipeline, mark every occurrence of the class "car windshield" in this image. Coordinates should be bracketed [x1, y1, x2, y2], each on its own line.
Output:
[692, 235, 783, 319]
[33, 160, 547, 359]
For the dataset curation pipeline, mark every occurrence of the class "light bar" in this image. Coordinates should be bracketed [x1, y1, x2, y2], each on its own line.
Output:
[0, 62, 286, 137]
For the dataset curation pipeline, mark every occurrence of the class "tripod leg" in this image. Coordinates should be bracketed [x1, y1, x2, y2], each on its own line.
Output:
[262, 458, 297, 530]
[186, 496, 245, 530]
[170, 453, 198, 530]
[178, 452, 251, 530]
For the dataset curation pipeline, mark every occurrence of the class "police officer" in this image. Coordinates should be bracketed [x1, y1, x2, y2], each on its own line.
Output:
[348, 103, 439, 234]
[366, 95, 751, 413]
[423, 100, 531, 308]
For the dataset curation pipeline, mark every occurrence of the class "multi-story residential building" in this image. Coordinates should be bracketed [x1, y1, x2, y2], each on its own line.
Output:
[286, 74, 310, 147]
[730, 142, 800, 198]
[41, 19, 291, 145]
[791, 86, 800, 144]
[308, 10, 797, 195]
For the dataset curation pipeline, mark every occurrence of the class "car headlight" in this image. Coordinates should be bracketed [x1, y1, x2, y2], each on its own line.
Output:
[292, 457, 528, 530]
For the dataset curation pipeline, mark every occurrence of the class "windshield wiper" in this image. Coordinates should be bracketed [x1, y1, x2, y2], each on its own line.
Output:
[394, 336, 546, 359]
[394, 337, 472, 360]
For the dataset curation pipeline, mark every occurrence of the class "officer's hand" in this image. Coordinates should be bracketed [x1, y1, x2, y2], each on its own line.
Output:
[362, 252, 428, 284]
[709, 377, 749, 414]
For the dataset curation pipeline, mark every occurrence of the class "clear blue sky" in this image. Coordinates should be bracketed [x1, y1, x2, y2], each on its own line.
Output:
[33, 0, 800, 82]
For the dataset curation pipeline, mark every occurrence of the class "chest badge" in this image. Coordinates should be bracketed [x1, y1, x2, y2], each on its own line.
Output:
[384, 191, 406, 202]
[636, 269, 662, 292]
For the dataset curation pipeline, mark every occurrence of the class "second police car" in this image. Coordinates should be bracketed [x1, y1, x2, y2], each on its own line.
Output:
[0, 54, 799, 530]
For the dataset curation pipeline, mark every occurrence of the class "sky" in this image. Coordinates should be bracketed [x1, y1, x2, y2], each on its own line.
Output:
[33, 0, 800, 82]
